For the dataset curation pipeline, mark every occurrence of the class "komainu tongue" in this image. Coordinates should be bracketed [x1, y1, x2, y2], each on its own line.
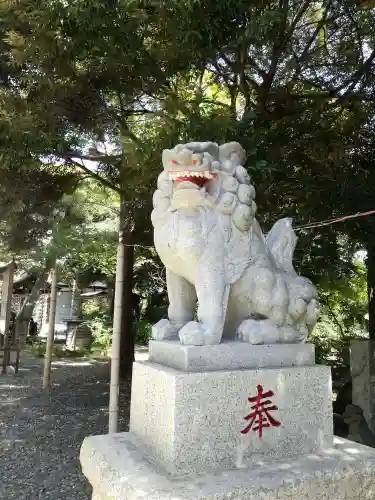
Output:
[175, 176, 207, 188]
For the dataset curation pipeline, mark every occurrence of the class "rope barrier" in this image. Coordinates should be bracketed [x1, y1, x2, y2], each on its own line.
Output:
[294, 209, 375, 231]
[119, 208, 375, 247]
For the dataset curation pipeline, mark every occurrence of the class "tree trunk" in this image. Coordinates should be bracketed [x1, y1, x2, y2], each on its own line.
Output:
[43, 260, 58, 389]
[367, 240, 375, 340]
[119, 229, 135, 380]
[1, 262, 15, 372]
[108, 194, 135, 433]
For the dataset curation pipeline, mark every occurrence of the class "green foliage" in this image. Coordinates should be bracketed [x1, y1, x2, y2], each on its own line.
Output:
[54, 345, 87, 358]
[86, 313, 153, 351]
[0, 0, 373, 263]
[29, 341, 87, 359]
[56, 180, 119, 281]
[89, 318, 113, 352]
[82, 298, 113, 352]
[92, 328, 112, 353]
[134, 319, 152, 345]
[82, 297, 111, 321]
[320, 262, 368, 334]
[29, 341, 46, 358]
[310, 261, 368, 365]
[0, 0, 375, 353]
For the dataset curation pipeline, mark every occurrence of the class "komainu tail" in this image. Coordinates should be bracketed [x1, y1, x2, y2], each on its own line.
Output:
[265, 218, 298, 276]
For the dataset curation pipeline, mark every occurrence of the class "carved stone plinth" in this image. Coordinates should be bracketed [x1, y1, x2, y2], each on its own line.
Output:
[80, 433, 375, 500]
[129, 361, 332, 475]
[80, 348, 375, 499]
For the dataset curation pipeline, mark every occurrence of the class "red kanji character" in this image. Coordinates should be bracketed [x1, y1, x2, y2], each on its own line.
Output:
[241, 384, 281, 438]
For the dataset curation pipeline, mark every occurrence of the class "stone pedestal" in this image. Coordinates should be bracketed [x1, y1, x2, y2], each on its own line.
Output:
[350, 339, 375, 432]
[80, 341, 375, 499]
[130, 361, 332, 475]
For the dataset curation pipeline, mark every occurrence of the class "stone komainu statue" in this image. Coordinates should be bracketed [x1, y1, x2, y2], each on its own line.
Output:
[151, 142, 319, 346]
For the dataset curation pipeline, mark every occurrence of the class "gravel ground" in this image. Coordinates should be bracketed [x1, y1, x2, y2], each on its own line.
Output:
[0, 352, 133, 500]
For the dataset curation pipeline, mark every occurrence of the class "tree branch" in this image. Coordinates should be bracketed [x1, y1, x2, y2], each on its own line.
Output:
[222, 52, 260, 90]
[286, 0, 312, 40]
[118, 121, 143, 146]
[267, 90, 375, 102]
[200, 98, 232, 109]
[211, 58, 236, 87]
[258, 0, 290, 106]
[236, 48, 252, 111]
[336, 48, 375, 99]
[321, 295, 345, 338]
[116, 92, 144, 146]
[342, 3, 365, 66]
[55, 151, 122, 164]
[291, 0, 333, 81]
[247, 54, 267, 79]
[67, 158, 122, 194]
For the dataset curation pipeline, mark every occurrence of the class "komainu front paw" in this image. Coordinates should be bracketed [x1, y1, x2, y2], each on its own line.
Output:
[178, 321, 206, 346]
[237, 319, 304, 344]
[152, 319, 179, 341]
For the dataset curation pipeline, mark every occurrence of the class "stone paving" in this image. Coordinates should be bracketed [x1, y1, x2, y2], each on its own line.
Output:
[0, 352, 135, 500]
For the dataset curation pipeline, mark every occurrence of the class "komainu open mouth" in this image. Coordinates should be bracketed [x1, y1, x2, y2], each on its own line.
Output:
[168, 170, 217, 188]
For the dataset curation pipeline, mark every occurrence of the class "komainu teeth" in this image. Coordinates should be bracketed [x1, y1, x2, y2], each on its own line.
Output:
[168, 170, 216, 181]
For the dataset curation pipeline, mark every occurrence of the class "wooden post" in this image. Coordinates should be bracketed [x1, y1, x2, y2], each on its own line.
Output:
[42, 262, 58, 389]
[2, 261, 16, 374]
[108, 229, 125, 433]
[119, 230, 135, 380]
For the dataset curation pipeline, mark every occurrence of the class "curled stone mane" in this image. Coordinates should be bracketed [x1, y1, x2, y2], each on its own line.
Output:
[215, 143, 257, 232]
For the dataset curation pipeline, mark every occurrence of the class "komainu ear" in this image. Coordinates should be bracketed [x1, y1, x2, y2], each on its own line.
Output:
[219, 142, 246, 164]
[183, 142, 219, 160]
[162, 149, 174, 169]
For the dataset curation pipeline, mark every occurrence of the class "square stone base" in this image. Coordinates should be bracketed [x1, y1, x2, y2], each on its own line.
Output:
[80, 433, 375, 499]
[130, 361, 332, 475]
[350, 339, 375, 432]
[149, 340, 315, 372]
